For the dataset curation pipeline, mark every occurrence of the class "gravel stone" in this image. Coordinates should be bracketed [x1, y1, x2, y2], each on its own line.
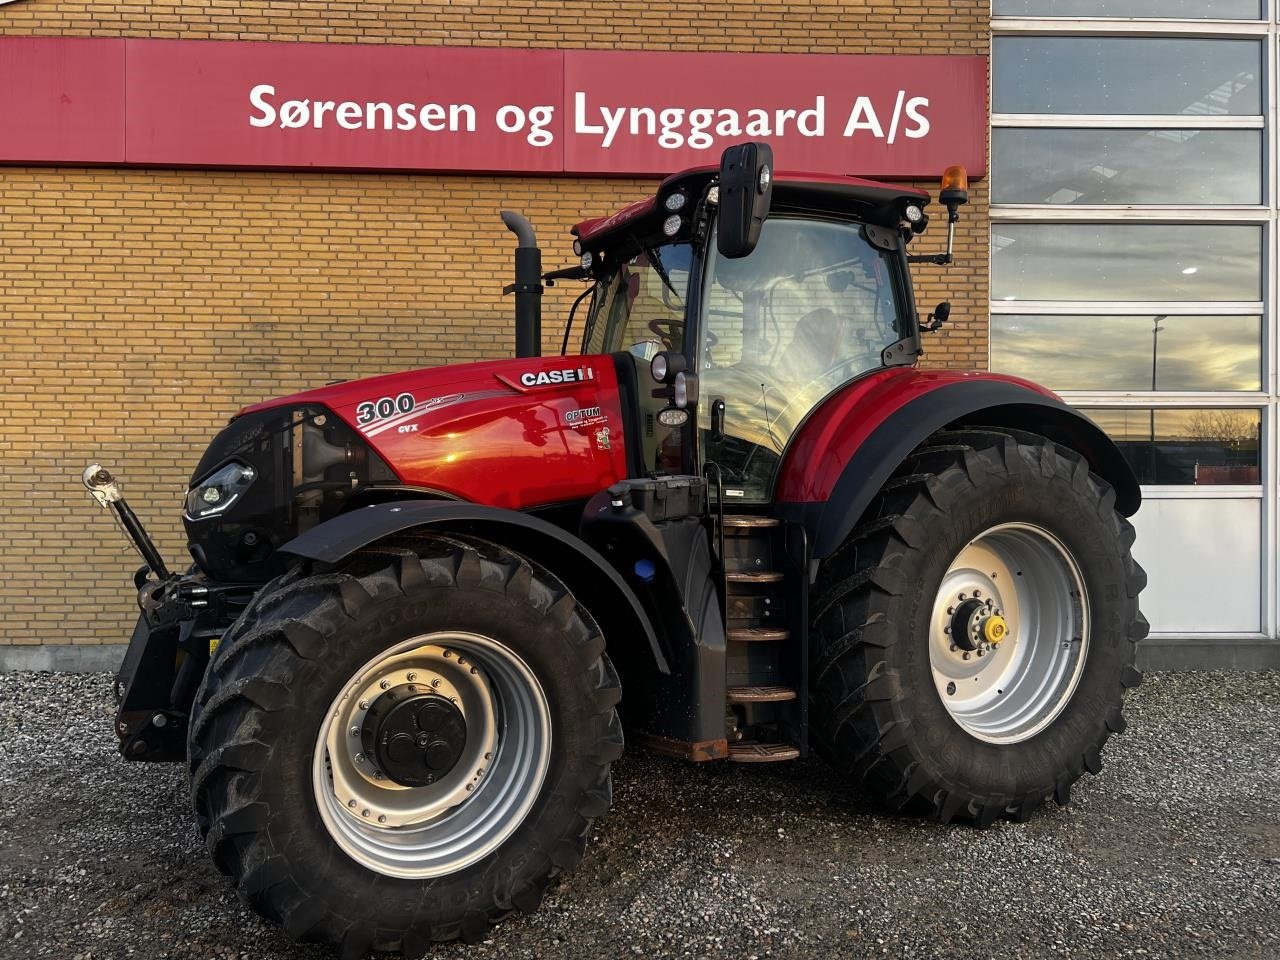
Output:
[0, 670, 1276, 959]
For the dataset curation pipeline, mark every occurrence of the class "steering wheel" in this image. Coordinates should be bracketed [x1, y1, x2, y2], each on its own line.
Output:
[646, 318, 682, 350]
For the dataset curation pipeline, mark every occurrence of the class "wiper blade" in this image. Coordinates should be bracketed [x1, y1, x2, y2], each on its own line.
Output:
[643, 243, 682, 304]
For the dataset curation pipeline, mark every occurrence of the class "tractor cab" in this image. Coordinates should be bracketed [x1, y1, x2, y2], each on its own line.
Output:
[568, 144, 959, 503]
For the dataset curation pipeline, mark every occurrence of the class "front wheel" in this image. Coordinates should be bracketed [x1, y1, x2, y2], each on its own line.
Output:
[810, 429, 1148, 824]
[187, 535, 622, 956]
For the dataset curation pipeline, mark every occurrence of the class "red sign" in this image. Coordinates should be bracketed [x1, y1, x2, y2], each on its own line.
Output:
[0, 37, 125, 163]
[0, 37, 987, 178]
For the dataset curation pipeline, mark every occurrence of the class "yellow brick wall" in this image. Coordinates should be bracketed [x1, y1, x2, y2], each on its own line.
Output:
[0, 1, 989, 647]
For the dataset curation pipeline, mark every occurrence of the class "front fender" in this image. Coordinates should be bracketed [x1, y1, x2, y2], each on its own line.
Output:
[775, 370, 1140, 560]
[279, 500, 669, 674]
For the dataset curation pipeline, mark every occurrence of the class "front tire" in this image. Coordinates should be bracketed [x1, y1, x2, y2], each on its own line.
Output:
[810, 429, 1147, 824]
[187, 535, 622, 956]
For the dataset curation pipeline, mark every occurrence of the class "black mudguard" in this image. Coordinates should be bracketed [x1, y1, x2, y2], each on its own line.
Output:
[279, 500, 670, 676]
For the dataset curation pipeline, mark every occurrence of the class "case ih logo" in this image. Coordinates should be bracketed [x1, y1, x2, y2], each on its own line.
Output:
[518, 367, 595, 388]
[0, 38, 987, 178]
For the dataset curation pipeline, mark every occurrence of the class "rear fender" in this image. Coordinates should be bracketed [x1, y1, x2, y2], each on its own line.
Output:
[775, 373, 1140, 560]
[279, 500, 669, 675]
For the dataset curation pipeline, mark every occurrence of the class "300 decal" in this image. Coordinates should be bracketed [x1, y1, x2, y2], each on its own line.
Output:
[356, 393, 415, 425]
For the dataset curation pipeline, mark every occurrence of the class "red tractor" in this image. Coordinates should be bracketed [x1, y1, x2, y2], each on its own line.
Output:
[84, 143, 1146, 955]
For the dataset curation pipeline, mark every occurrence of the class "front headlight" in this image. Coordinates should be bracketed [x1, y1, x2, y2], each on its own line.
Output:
[186, 461, 256, 519]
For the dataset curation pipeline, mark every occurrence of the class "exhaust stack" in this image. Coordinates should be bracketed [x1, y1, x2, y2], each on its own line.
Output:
[501, 211, 543, 359]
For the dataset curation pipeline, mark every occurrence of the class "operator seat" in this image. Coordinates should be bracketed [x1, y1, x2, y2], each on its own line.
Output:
[778, 307, 842, 385]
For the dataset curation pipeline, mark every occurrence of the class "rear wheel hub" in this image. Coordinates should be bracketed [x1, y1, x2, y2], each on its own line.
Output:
[362, 689, 467, 786]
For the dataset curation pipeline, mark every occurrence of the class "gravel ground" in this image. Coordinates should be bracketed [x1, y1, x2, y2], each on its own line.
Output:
[0, 670, 1276, 960]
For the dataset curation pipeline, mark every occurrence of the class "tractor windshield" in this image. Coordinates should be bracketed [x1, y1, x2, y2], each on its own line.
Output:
[581, 242, 694, 474]
[700, 216, 908, 501]
[581, 242, 692, 359]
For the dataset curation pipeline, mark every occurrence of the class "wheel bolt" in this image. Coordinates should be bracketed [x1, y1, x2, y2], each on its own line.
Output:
[379, 679, 390, 690]
[407, 672, 418, 682]
[443, 651, 453, 659]
[358, 700, 369, 711]
[946, 682, 956, 695]
[973, 589, 981, 598]
[350, 727, 359, 737]
[484, 752, 493, 760]
[347, 799, 357, 808]
[947, 606, 955, 615]
[949, 643, 957, 652]
[378, 815, 387, 824]
[355, 753, 365, 763]
[362, 809, 370, 818]
[962, 652, 971, 660]
[465, 784, 474, 791]
[431, 679, 441, 688]
[959, 593, 967, 601]
[944, 626, 951, 635]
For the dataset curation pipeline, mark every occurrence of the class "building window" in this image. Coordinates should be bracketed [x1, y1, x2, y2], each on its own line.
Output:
[990, 6, 1272, 637]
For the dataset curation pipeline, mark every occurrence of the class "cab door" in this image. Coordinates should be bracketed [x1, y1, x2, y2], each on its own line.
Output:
[696, 215, 909, 502]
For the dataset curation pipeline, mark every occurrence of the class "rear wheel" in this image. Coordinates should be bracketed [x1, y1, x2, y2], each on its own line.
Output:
[188, 535, 622, 956]
[810, 429, 1147, 824]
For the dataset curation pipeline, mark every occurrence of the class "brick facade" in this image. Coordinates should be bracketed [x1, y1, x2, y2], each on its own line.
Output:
[0, 1, 989, 648]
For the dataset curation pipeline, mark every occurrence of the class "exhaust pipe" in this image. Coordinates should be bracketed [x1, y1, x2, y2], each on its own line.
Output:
[501, 211, 542, 359]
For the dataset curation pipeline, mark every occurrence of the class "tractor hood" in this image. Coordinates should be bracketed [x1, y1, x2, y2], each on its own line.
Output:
[185, 354, 628, 583]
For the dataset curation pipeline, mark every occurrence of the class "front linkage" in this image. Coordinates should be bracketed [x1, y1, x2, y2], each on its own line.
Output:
[83, 464, 253, 761]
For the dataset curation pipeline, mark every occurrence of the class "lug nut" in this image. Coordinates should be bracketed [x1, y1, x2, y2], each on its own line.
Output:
[962, 652, 971, 660]
[949, 643, 957, 652]
[358, 699, 369, 711]
[362, 809, 370, 818]
[378, 815, 387, 824]
[379, 679, 390, 690]
[350, 727, 359, 737]
[973, 589, 981, 598]
[407, 672, 418, 682]
[355, 753, 365, 764]
[348, 799, 357, 808]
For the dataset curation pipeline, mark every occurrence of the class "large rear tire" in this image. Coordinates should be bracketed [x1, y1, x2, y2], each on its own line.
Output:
[187, 535, 622, 956]
[810, 429, 1147, 824]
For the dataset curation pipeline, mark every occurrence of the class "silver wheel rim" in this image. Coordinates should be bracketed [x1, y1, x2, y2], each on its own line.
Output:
[929, 523, 1089, 744]
[312, 632, 552, 878]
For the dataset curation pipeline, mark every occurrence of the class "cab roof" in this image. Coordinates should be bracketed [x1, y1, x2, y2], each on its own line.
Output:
[571, 165, 930, 248]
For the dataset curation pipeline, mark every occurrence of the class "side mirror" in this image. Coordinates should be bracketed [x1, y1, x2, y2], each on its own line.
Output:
[922, 301, 950, 333]
[717, 142, 774, 259]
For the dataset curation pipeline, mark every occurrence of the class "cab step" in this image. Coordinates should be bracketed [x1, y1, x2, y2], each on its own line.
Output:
[727, 626, 789, 643]
[728, 741, 800, 763]
[725, 570, 785, 584]
[723, 515, 780, 531]
[726, 684, 797, 704]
